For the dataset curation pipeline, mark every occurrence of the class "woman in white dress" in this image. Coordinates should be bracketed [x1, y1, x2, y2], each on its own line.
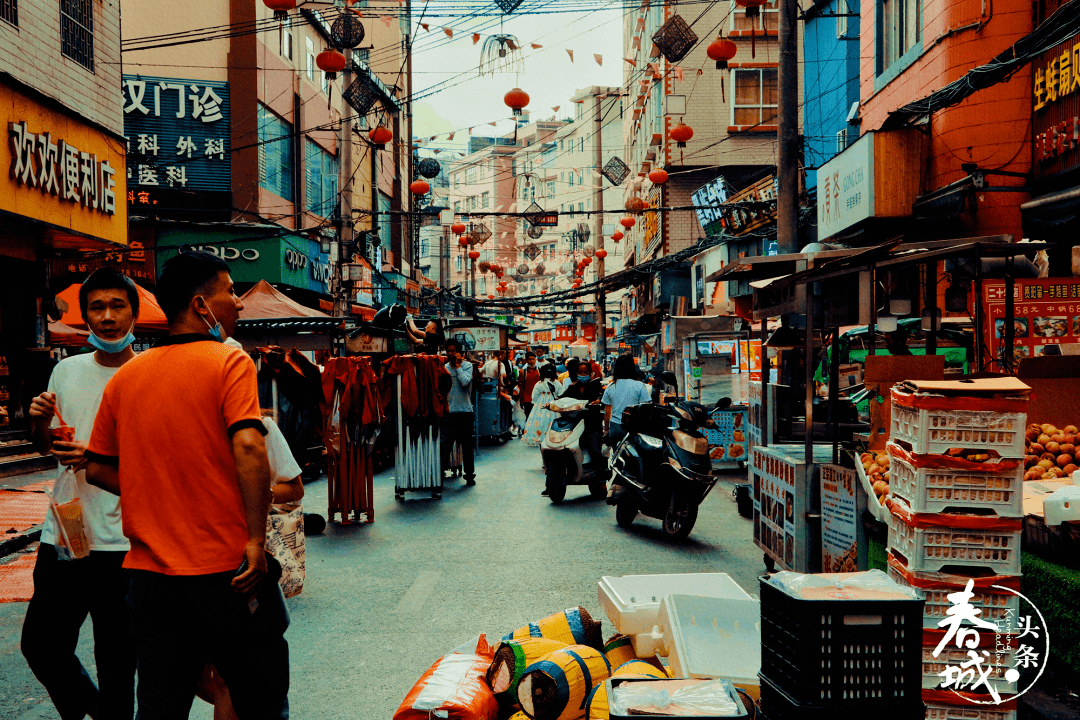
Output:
[522, 363, 560, 447]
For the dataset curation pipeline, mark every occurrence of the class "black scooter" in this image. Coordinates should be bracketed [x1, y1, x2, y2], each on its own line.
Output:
[608, 373, 729, 540]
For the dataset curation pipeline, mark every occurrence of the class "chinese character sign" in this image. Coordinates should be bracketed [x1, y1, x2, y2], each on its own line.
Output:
[981, 278, 1080, 368]
[122, 76, 230, 196]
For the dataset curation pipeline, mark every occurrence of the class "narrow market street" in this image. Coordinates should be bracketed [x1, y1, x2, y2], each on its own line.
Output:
[0, 436, 762, 719]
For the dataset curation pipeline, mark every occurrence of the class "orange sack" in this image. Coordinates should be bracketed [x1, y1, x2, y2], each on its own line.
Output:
[393, 634, 500, 720]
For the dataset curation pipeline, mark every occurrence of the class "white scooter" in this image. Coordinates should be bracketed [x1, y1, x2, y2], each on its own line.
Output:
[540, 395, 610, 504]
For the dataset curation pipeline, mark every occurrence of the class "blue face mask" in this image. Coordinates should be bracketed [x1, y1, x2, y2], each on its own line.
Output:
[197, 298, 225, 342]
[577, 375, 591, 384]
[88, 323, 136, 354]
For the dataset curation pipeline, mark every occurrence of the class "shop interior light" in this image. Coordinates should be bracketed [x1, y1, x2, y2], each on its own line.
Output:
[876, 313, 898, 332]
[889, 292, 912, 315]
[921, 307, 942, 331]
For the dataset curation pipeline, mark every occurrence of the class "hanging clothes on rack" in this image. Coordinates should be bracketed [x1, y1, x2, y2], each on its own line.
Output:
[383, 354, 451, 501]
[322, 356, 382, 524]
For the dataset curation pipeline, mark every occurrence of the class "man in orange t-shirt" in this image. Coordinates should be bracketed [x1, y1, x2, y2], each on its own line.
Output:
[87, 251, 287, 719]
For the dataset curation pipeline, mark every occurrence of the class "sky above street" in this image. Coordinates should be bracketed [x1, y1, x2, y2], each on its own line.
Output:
[409, 1, 624, 154]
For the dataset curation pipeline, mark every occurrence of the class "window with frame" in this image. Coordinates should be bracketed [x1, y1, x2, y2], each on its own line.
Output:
[281, 25, 293, 60]
[454, 201, 461, 213]
[1, 0, 17, 27]
[60, 0, 94, 71]
[466, 167, 476, 184]
[836, 129, 848, 154]
[482, 192, 489, 207]
[880, 0, 920, 71]
[732, 68, 778, 126]
[732, 0, 778, 33]
[305, 37, 316, 81]
[258, 105, 294, 201]
[836, 0, 849, 38]
[305, 139, 338, 217]
[352, 48, 369, 66]
[547, 181, 555, 196]
[456, 256, 463, 272]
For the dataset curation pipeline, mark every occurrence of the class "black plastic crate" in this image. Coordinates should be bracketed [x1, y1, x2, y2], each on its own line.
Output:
[759, 578, 924, 705]
[759, 674, 925, 720]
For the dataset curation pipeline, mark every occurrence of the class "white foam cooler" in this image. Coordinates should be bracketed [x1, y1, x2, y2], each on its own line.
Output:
[658, 594, 762, 699]
[597, 573, 752, 657]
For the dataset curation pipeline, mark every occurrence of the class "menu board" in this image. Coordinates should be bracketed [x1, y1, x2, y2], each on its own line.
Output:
[753, 447, 798, 570]
[820, 464, 863, 572]
[982, 278, 1080, 367]
[705, 406, 748, 467]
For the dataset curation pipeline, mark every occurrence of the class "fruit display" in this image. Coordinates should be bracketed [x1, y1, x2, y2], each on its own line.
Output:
[1022, 423, 1080, 481]
[860, 451, 891, 503]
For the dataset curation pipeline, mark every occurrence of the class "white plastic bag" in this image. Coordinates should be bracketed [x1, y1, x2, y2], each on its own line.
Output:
[610, 678, 744, 717]
[512, 400, 527, 430]
[49, 467, 90, 560]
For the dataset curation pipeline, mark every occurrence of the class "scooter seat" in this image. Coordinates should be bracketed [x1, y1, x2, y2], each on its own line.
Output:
[630, 433, 664, 455]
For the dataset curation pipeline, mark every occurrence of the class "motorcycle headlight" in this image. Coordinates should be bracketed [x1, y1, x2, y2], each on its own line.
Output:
[639, 435, 663, 450]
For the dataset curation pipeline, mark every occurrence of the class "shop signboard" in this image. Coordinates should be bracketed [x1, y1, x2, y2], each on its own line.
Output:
[532, 330, 551, 343]
[691, 175, 729, 236]
[354, 258, 374, 307]
[52, 231, 156, 283]
[1032, 30, 1080, 178]
[122, 75, 231, 217]
[2, 84, 127, 246]
[817, 133, 873, 239]
[346, 331, 388, 354]
[820, 464, 866, 573]
[981, 277, 1080, 366]
[156, 231, 329, 293]
[451, 326, 504, 352]
[639, 186, 663, 259]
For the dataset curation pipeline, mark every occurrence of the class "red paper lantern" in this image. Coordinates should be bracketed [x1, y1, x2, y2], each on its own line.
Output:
[625, 196, 646, 215]
[670, 121, 694, 148]
[496, 272, 504, 279]
[451, 221, 466, 234]
[458, 236, 469, 247]
[264, 0, 296, 21]
[479, 261, 490, 273]
[595, 249, 608, 259]
[583, 256, 592, 265]
[468, 250, 480, 260]
[409, 179, 430, 196]
[707, 35, 737, 69]
[648, 168, 669, 184]
[488, 294, 495, 299]
[504, 87, 530, 116]
[735, 0, 768, 17]
[620, 217, 636, 229]
[612, 231, 624, 241]
[540, 289, 546, 295]
[368, 126, 392, 146]
[575, 270, 583, 277]
[316, 49, 347, 80]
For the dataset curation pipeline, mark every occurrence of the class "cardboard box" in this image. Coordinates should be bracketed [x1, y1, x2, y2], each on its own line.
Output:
[864, 355, 945, 452]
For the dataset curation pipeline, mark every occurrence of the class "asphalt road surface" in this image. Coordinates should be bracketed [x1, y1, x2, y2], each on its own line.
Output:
[0, 434, 765, 719]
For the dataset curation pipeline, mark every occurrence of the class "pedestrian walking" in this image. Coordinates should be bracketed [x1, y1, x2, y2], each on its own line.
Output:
[22, 268, 140, 720]
[602, 355, 653, 444]
[85, 251, 289, 720]
[517, 351, 541, 420]
[521, 363, 560, 447]
[441, 339, 476, 485]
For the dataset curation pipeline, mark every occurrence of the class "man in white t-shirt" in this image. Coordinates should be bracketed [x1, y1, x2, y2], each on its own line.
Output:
[23, 269, 140, 720]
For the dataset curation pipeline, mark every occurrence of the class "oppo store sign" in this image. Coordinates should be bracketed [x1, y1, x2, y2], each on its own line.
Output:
[181, 245, 260, 261]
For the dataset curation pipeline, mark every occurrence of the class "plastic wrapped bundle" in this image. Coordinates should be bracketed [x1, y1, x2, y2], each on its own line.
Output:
[487, 638, 569, 707]
[517, 645, 612, 720]
[584, 660, 668, 719]
[504, 607, 604, 650]
[393, 635, 499, 720]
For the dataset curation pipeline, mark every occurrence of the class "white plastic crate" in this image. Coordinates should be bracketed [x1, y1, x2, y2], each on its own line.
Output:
[890, 395, 1026, 457]
[922, 646, 1017, 694]
[888, 513, 1022, 576]
[925, 699, 1016, 720]
[887, 444, 1023, 518]
[887, 563, 1020, 631]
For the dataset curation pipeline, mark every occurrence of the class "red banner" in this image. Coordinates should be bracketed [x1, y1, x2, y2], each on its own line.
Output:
[982, 277, 1080, 366]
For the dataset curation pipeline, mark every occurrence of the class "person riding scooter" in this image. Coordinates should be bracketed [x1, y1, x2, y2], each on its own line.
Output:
[559, 360, 604, 472]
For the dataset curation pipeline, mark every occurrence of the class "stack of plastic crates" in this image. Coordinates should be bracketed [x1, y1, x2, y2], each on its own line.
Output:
[758, 573, 926, 720]
[887, 384, 1028, 718]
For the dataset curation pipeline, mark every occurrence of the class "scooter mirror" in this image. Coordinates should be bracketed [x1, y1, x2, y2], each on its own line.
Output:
[661, 371, 678, 387]
[714, 397, 732, 411]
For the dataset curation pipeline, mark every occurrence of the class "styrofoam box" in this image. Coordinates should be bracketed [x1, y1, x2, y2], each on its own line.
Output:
[891, 403, 1026, 457]
[887, 565, 1020, 631]
[657, 594, 761, 697]
[598, 574, 752, 657]
[922, 646, 1017, 694]
[925, 699, 1016, 720]
[888, 445, 1024, 518]
[887, 513, 1022, 576]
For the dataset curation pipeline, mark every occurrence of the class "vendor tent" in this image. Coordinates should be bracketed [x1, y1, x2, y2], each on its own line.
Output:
[56, 282, 169, 332]
[47, 320, 90, 347]
[239, 280, 328, 320]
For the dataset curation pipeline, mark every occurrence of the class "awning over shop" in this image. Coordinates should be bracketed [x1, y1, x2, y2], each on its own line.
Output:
[56, 282, 169, 332]
[1021, 186, 1080, 230]
[239, 280, 329, 320]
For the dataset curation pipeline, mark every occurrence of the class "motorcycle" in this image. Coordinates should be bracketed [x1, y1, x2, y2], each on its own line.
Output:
[541, 394, 611, 504]
[608, 372, 730, 540]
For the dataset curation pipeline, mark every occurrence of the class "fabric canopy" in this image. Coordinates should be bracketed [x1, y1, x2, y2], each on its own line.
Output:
[238, 280, 328, 320]
[47, 321, 90, 347]
[56, 282, 169, 332]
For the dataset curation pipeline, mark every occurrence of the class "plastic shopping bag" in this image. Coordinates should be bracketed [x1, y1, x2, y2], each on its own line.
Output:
[393, 634, 499, 720]
[50, 467, 90, 560]
[512, 400, 527, 431]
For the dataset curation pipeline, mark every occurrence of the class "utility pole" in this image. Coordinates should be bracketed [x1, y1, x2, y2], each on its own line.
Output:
[335, 54, 355, 318]
[593, 90, 607, 357]
[777, 0, 799, 254]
